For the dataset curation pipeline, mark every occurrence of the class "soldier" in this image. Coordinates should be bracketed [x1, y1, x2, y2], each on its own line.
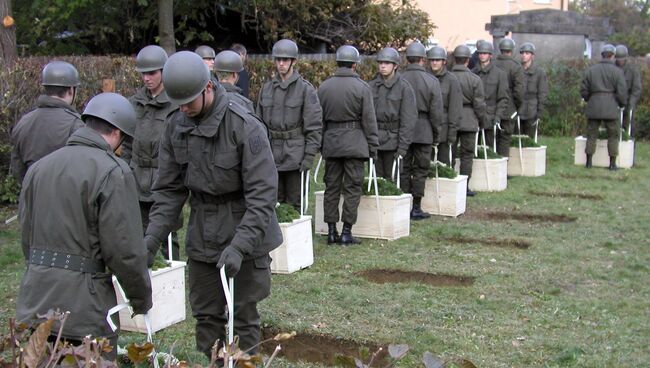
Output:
[494, 38, 524, 157]
[143, 51, 282, 357]
[368, 47, 416, 180]
[11, 61, 84, 183]
[400, 41, 444, 220]
[122, 45, 181, 260]
[16, 93, 152, 360]
[195, 45, 216, 70]
[318, 45, 378, 245]
[257, 39, 323, 210]
[472, 41, 509, 155]
[518, 42, 549, 137]
[580, 44, 628, 170]
[427, 46, 462, 166]
[615, 45, 642, 136]
[215, 50, 255, 112]
[450, 45, 487, 197]
[231, 43, 250, 98]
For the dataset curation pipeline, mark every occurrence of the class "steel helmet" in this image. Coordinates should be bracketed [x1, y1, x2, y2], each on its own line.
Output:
[81, 93, 137, 137]
[406, 42, 426, 58]
[519, 42, 536, 54]
[601, 44, 616, 56]
[498, 38, 515, 52]
[615, 44, 629, 59]
[162, 51, 210, 105]
[195, 45, 216, 59]
[336, 45, 360, 63]
[427, 46, 447, 60]
[135, 45, 168, 73]
[376, 47, 400, 64]
[272, 39, 299, 59]
[453, 45, 471, 58]
[41, 61, 80, 87]
[476, 40, 494, 54]
[215, 50, 244, 73]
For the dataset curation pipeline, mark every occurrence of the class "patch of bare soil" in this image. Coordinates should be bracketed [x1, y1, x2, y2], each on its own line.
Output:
[559, 173, 628, 182]
[528, 190, 604, 201]
[443, 235, 531, 249]
[466, 210, 577, 223]
[356, 269, 475, 287]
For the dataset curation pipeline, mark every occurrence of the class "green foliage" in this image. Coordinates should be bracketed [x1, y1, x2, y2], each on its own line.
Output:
[540, 59, 588, 137]
[363, 177, 403, 196]
[597, 128, 631, 141]
[275, 202, 300, 223]
[150, 253, 171, 271]
[428, 162, 457, 179]
[0, 175, 19, 204]
[474, 146, 501, 159]
[510, 135, 542, 148]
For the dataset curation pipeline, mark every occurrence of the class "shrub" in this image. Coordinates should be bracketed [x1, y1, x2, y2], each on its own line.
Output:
[275, 202, 300, 223]
[474, 146, 502, 159]
[363, 177, 403, 196]
[427, 162, 457, 179]
[510, 135, 542, 147]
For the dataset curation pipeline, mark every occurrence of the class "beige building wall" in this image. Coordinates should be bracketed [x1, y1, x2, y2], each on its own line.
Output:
[415, 0, 569, 49]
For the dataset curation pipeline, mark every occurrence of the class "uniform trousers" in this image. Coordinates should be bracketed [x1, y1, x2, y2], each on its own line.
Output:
[376, 150, 397, 181]
[484, 119, 513, 157]
[452, 131, 477, 179]
[323, 158, 365, 225]
[586, 119, 619, 156]
[520, 119, 537, 138]
[437, 141, 453, 167]
[401, 143, 431, 198]
[277, 170, 301, 210]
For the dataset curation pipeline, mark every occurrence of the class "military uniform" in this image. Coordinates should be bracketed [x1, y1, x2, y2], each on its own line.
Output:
[519, 62, 549, 137]
[494, 54, 524, 156]
[431, 67, 463, 166]
[224, 82, 255, 112]
[473, 62, 509, 152]
[318, 67, 378, 226]
[619, 62, 642, 135]
[580, 59, 628, 157]
[451, 64, 487, 179]
[146, 85, 283, 356]
[257, 71, 322, 209]
[368, 72, 416, 179]
[16, 126, 152, 355]
[10, 95, 83, 183]
[400, 64, 443, 199]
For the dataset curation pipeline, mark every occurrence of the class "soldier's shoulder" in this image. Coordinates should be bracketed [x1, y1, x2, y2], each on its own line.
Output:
[228, 100, 262, 124]
[298, 76, 316, 90]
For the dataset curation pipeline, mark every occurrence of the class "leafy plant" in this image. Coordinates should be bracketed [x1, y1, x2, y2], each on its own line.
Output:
[474, 146, 502, 159]
[275, 202, 301, 223]
[150, 253, 172, 271]
[510, 135, 541, 148]
[363, 177, 403, 196]
[428, 162, 457, 179]
[597, 128, 630, 141]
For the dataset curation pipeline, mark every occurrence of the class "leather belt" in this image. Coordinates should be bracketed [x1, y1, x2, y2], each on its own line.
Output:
[377, 121, 399, 130]
[269, 127, 302, 140]
[132, 155, 158, 168]
[192, 190, 244, 205]
[29, 248, 105, 273]
[325, 120, 361, 130]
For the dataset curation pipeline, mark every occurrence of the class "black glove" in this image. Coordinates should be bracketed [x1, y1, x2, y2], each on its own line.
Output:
[448, 130, 457, 144]
[369, 148, 377, 161]
[494, 117, 501, 129]
[130, 297, 153, 316]
[300, 154, 314, 172]
[394, 149, 406, 160]
[144, 235, 160, 268]
[217, 246, 244, 277]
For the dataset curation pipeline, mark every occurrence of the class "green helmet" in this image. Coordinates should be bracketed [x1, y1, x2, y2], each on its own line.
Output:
[615, 44, 629, 59]
[427, 46, 447, 60]
[215, 50, 244, 73]
[519, 42, 536, 54]
[81, 93, 136, 137]
[41, 61, 80, 87]
[162, 51, 210, 105]
[336, 45, 360, 63]
[476, 40, 494, 54]
[498, 38, 515, 52]
[135, 45, 168, 73]
[406, 42, 426, 58]
[453, 45, 471, 58]
[376, 47, 400, 64]
[601, 44, 616, 56]
[195, 45, 216, 59]
[272, 39, 299, 59]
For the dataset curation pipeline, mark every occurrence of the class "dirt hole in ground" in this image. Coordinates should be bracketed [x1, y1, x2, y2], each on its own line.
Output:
[560, 173, 628, 182]
[528, 190, 604, 201]
[261, 327, 388, 366]
[443, 235, 531, 249]
[356, 269, 475, 287]
[469, 211, 577, 223]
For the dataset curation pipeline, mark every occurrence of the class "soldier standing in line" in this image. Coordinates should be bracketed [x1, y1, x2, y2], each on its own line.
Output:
[318, 45, 378, 245]
[427, 46, 462, 167]
[615, 45, 642, 137]
[257, 39, 323, 211]
[450, 45, 487, 197]
[195, 45, 216, 71]
[11, 61, 84, 183]
[122, 45, 181, 260]
[400, 41, 444, 220]
[215, 50, 255, 112]
[472, 41, 509, 154]
[493, 39, 524, 157]
[518, 42, 549, 137]
[368, 47, 416, 180]
[580, 44, 628, 171]
[144, 51, 282, 358]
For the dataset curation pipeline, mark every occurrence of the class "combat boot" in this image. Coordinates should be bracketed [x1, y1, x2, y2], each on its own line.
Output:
[326, 223, 339, 245]
[608, 156, 618, 171]
[585, 154, 593, 168]
[338, 222, 361, 246]
[410, 197, 431, 220]
[466, 189, 476, 197]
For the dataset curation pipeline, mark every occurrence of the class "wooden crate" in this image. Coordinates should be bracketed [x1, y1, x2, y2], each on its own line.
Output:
[508, 146, 547, 177]
[456, 158, 508, 192]
[574, 136, 634, 169]
[270, 216, 314, 274]
[314, 191, 412, 240]
[421, 175, 468, 217]
[113, 260, 186, 333]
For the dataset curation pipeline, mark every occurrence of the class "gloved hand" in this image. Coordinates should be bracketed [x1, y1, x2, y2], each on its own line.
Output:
[494, 117, 501, 130]
[300, 154, 314, 172]
[217, 246, 244, 277]
[369, 148, 377, 161]
[144, 235, 160, 268]
[130, 297, 153, 316]
[448, 131, 457, 144]
[394, 149, 406, 160]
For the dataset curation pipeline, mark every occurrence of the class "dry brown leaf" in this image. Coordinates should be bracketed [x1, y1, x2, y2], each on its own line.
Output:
[126, 342, 154, 364]
[24, 319, 53, 368]
[273, 331, 296, 341]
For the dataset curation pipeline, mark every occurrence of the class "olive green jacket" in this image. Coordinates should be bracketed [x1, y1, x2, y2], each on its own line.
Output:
[318, 67, 378, 159]
[10, 95, 83, 183]
[580, 59, 628, 120]
[495, 54, 525, 116]
[473, 61, 510, 126]
[257, 71, 323, 171]
[620, 62, 642, 108]
[451, 64, 487, 132]
[518, 62, 549, 120]
[223, 82, 255, 113]
[147, 86, 283, 262]
[432, 68, 463, 143]
[16, 127, 152, 340]
[368, 72, 416, 155]
[401, 64, 444, 144]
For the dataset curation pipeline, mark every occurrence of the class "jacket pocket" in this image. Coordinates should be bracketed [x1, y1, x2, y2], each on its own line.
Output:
[211, 150, 242, 192]
[283, 98, 303, 126]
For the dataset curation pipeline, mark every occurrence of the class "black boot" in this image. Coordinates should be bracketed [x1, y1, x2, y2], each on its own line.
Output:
[585, 154, 593, 168]
[326, 223, 339, 245]
[338, 222, 361, 246]
[410, 197, 431, 220]
[466, 189, 476, 197]
[609, 156, 618, 171]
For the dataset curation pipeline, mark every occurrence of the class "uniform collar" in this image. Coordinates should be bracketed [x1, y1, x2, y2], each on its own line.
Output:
[176, 85, 229, 137]
[374, 72, 400, 88]
[599, 59, 615, 65]
[273, 70, 300, 89]
[405, 64, 426, 72]
[66, 126, 112, 151]
[132, 86, 172, 107]
[334, 67, 360, 77]
[451, 64, 470, 72]
[476, 62, 493, 73]
[223, 83, 243, 94]
[36, 95, 76, 111]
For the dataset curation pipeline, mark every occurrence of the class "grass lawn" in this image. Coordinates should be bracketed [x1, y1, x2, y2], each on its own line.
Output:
[1, 136, 649, 367]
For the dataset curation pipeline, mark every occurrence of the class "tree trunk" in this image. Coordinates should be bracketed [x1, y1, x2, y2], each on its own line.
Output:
[0, 0, 16, 67]
[158, 0, 175, 55]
